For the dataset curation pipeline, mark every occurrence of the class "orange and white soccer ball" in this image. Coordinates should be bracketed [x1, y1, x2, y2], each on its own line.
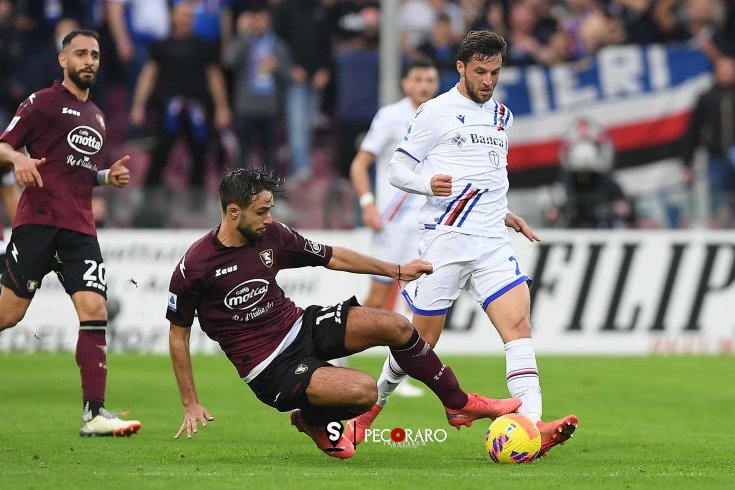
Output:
[484, 413, 541, 464]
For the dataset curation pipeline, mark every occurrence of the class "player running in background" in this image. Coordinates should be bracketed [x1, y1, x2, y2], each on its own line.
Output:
[0, 167, 19, 275]
[345, 58, 441, 398]
[0, 30, 140, 437]
[166, 167, 521, 459]
[347, 30, 578, 457]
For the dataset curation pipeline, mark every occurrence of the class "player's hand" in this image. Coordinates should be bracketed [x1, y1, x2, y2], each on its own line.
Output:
[108, 155, 131, 188]
[175, 403, 214, 440]
[14, 155, 46, 188]
[430, 174, 452, 196]
[505, 212, 541, 242]
[362, 203, 382, 231]
[397, 259, 433, 288]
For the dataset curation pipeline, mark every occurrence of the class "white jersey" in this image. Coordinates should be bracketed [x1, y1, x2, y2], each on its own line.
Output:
[360, 97, 423, 227]
[390, 86, 514, 238]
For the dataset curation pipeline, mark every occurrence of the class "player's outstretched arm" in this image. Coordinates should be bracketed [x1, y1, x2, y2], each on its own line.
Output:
[326, 246, 432, 281]
[107, 155, 131, 188]
[505, 212, 541, 242]
[170, 323, 214, 439]
[0, 141, 45, 188]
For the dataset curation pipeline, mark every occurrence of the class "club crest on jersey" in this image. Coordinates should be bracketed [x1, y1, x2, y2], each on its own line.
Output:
[488, 150, 500, 167]
[27, 280, 39, 293]
[96, 114, 106, 130]
[295, 364, 309, 375]
[304, 240, 326, 257]
[259, 249, 274, 267]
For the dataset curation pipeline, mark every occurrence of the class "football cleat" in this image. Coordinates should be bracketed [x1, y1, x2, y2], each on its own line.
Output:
[79, 408, 141, 437]
[537, 415, 578, 457]
[344, 403, 383, 446]
[290, 409, 355, 459]
[445, 393, 522, 429]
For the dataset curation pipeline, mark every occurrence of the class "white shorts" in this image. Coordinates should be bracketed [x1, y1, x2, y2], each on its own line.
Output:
[402, 231, 529, 315]
[370, 222, 419, 284]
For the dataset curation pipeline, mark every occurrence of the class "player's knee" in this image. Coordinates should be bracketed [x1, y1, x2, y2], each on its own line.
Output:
[505, 316, 532, 339]
[0, 310, 22, 331]
[347, 374, 378, 410]
[390, 315, 414, 344]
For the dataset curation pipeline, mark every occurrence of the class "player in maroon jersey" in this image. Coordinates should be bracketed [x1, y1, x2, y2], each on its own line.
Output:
[0, 30, 140, 437]
[167, 167, 522, 459]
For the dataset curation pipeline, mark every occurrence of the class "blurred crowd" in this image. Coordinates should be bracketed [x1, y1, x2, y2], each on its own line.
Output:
[1, 0, 734, 229]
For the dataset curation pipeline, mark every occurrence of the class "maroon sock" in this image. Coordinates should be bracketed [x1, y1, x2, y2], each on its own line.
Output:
[390, 329, 468, 409]
[76, 322, 108, 414]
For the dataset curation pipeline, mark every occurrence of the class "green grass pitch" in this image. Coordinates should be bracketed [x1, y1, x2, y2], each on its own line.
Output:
[1, 353, 733, 489]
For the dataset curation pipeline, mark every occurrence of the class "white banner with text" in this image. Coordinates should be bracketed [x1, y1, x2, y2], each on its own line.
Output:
[1, 228, 733, 355]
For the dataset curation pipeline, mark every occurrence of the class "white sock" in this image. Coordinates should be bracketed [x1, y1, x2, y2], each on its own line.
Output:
[376, 353, 407, 407]
[504, 337, 542, 422]
[332, 357, 349, 368]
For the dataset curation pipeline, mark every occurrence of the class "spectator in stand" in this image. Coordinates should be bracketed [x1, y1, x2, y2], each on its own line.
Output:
[106, 0, 170, 132]
[333, 7, 379, 179]
[417, 13, 460, 93]
[398, 0, 465, 57]
[129, 2, 231, 214]
[0, 0, 19, 125]
[170, 0, 234, 53]
[223, 6, 292, 172]
[504, 0, 570, 66]
[10, 17, 81, 99]
[607, 0, 662, 45]
[273, 0, 332, 183]
[682, 55, 735, 227]
[653, 0, 721, 46]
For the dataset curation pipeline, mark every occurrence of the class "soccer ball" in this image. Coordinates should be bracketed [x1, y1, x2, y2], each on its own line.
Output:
[485, 413, 541, 464]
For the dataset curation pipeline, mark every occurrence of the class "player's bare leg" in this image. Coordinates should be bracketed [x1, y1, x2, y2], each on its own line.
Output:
[344, 309, 519, 445]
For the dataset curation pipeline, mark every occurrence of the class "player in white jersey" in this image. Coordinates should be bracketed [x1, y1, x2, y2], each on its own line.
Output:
[346, 59, 440, 398]
[346, 30, 578, 458]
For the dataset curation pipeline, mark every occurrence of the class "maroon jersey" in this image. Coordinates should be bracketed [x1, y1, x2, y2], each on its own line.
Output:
[167, 222, 333, 378]
[0, 80, 109, 236]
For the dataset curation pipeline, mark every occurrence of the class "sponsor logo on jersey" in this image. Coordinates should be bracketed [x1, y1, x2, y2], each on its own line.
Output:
[469, 133, 508, 149]
[215, 264, 238, 277]
[62, 107, 81, 116]
[304, 240, 326, 257]
[450, 133, 467, 148]
[456, 114, 465, 123]
[259, 249, 274, 267]
[67, 125, 103, 155]
[224, 279, 269, 310]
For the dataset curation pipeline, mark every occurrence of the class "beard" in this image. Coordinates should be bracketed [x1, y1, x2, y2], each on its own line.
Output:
[464, 78, 492, 104]
[68, 67, 97, 89]
[237, 224, 265, 243]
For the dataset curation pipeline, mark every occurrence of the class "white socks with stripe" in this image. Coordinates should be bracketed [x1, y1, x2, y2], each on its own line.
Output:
[504, 337, 542, 422]
[376, 354, 406, 407]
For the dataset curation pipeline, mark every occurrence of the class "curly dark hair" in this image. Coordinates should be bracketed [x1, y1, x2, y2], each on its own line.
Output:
[218, 167, 286, 212]
[456, 30, 507, 65]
